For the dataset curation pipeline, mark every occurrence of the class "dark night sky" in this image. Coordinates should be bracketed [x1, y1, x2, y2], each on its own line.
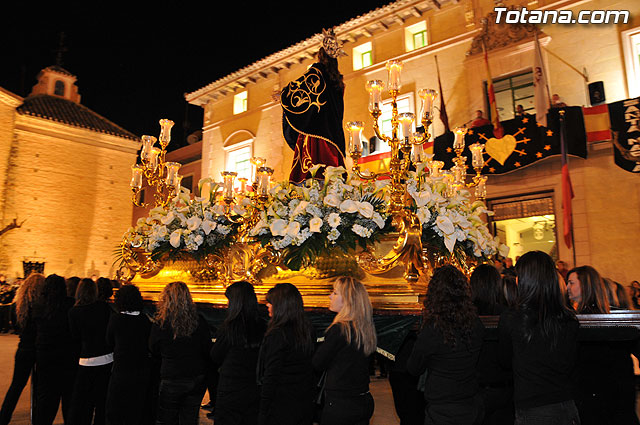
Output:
[1, 2, 391, 150]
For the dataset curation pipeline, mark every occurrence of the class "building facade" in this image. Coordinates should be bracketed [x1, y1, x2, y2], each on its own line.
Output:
[186, 0, 640, 284]
[0, 66, 140, 279]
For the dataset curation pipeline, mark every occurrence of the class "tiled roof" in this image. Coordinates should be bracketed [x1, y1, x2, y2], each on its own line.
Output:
[43, 65, 75, 77]
[17, 95, 139, 141]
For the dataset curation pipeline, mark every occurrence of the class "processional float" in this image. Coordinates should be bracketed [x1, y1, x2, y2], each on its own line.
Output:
[118, 59, 505, 311]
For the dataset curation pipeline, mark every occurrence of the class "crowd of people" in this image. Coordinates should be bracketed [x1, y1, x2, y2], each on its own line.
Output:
[0, 252, 638, 425]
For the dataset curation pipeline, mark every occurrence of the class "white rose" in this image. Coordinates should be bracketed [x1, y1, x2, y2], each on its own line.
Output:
[270, 219, 288, 237]
[339, 200, 358, 214]
[169, 230, 182, 248]
[309, 217, 323, 233]
[356, 201, 374, 218]
[186, 216, 202, 231]
[285, 221, 301, 237]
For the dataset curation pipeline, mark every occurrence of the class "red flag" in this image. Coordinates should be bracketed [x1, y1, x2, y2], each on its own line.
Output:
[483, 43, 504, 138]
[435, 56, 450, 133]
[560, 113, 574, 249]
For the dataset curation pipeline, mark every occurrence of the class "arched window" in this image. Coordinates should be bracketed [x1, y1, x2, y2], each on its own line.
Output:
[54, 80, 65, 96]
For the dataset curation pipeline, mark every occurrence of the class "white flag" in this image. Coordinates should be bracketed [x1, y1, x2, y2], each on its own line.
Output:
[533, 36, 550, 127]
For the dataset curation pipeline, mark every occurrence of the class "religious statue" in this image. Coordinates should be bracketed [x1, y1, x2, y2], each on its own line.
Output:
[280, 28, 347, 183]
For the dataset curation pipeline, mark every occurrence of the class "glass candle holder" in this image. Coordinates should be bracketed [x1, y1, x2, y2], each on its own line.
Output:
[257, 167, 273, 196]
[172, 175, 183, 196]
[475, 176, 487, 199]
[469, 142, 484, 168]
[429, 160, 444, 178]
[149, 147, 161, 171]
[398, 112, 415, 141]
[158, 119, 174, 148]
[140, 135, 157, 162]
[366, 80, 384, 113]
[418, 89, 438, 121]
[345, 121, 364, 155]
[453, 163, 466, 185]
[130, 165, 143, 189]
[386, 60, 403, 91]
[250, 157, 266, 185]
[411, 143, 425, 163]
[453, 127, 467, 151]
[221, 171, 237, 200]
[165, 162, 181, 187]
[238, 177, 248, 194]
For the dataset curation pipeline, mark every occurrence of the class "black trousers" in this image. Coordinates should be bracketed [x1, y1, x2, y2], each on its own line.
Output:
[69, 363, 112, 425]
[0, 349, 35, 425]
[106, 363, 150, 425]
[321, 392, 374, 425]
[156, 375, 205, 425]
[34, 353, 76, 425]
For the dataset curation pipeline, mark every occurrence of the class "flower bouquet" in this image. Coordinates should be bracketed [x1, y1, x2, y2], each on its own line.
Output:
[249, 166, 392, 271]
[406, 165, 509, 266]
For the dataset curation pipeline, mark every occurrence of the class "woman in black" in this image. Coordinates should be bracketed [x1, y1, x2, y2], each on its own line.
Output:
[210, 281, 266, 425]
[407, 265, 485, 425]
[498, 251, 579, 425]
[149, 281, 212, 425]
[567, 265, 639, 425]
[312, 276, 377, 425]
[470, 264, 514, 425]
[68, 278, 113, 425]
[105, 284, 152, 425]
[257, 282, 315, 425]
[0, 273, 45, 425]
[34, 274, 78, 425]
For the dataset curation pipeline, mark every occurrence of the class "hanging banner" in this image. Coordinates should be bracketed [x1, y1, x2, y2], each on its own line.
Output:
[608, 97, 640, 173]
[433, 106, 587, 174]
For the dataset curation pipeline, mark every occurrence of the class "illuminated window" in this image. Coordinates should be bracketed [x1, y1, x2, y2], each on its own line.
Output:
[623, 27, 640, 97]
[224, 139, 253, 183]
[353, 42, 373, 71]
[54, 80, 65, 96]
[375, 93, 415, 154]
[405, 22, 428, 52]
[233, 91, 248, 115]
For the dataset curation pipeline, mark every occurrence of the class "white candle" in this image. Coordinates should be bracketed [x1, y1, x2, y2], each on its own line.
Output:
[130, 165, 143, 189]
[149, 148, 161, 171]
[221, 171, 237, 199]
[453, 128, 467, 151]
[470, 143, 484, 168]
[346, 122, 363, 155]
[398, 113, 414, 140]
[165, 162, 181, 187]
[366, 80, 383, 112]
[418, 89, 438, 121]
[140, 135, 156, 162]
[386, 60, 403, 91]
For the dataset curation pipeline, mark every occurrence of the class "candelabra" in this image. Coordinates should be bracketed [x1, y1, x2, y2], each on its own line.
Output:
[348, 59, 488, 281]
[130, 119, 181, 208]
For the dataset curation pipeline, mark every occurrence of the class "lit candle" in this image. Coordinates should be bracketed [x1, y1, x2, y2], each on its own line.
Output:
[429, 160, 444, 178]
[165, 162, 181, 187]
[140, 135, 157, 162]
[238, 177, 248, 194]
[345, 121, 364, 155]
[412, 143, 425, 163]
[149, 148, 161, 171]
[250, 157, 266, 185]
[386, 60, 403, 91]
[418, 89, 438, 121]
[257, 167, 273, 196]
[366, 80, 384, 113]
[453, 127, 467, 151]
[130, 165, 143, 189]
[158, 119, 174, 148]
[469, 142, 484, 168]
[398, 113, 415, 141]
[221, 171, 237, 200]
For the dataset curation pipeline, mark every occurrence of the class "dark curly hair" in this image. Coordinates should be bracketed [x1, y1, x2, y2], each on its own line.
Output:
[423, 265, 477, 346]
[115, 284, 144, 312]
[317, 47, 344, 91]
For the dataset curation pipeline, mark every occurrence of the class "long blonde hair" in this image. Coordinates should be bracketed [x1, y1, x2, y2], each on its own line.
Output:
[329, 277, 377, 355]
[155, 281, 199, 339]
[15, 273, 45, 328]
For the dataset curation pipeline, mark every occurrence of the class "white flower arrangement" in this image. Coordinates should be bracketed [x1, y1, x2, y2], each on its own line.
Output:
[122, 185, 242, 262]
[406, 166, 509, 261]
[250, 166, 391, 270]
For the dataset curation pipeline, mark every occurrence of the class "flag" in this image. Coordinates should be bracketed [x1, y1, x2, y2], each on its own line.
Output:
[560, 113, 574, 249]
[435, 56, 450, 134]
[533, 34, 550, 128]
[483, 42, 503, 138]
[608, 97, 640, 173]
[433, 106, 587, 174]
[582, 104, 611, 142]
